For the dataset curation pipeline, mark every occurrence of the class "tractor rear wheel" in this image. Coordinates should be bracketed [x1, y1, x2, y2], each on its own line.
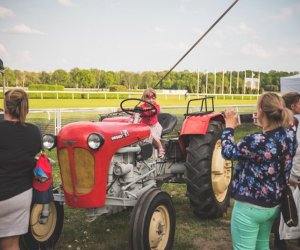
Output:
[129, 188, 175, 250]
[185, 120, 232, 218]
[20, 201, 64, 250]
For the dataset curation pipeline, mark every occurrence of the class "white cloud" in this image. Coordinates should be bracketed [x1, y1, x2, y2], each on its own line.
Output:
[0, 43, 8, 55]
[0, 6, 14, 18]
[240, 43, 269, 58]
[213, 40, 223, 49]
[20, 50, 32, 63]
[154, 27, 164, 33]
[267, 7, 293, 20]
[227, 22, 258, 38]
[239, 22, 253, 35]
[159, 41, 188, 51]
[7, 24, 45, 34]
[295, 47, 300, 56]
[58, 0, 77, 7]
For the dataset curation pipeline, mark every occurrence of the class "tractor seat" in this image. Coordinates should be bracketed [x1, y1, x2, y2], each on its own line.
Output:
[158, 113, 178, 136]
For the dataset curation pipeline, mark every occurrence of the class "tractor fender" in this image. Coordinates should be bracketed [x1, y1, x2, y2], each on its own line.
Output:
[180, 113, 224, 135]
[178, 113, 225, 156]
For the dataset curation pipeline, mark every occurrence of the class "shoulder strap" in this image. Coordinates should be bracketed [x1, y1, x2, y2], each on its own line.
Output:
[268, 134, 287, 185]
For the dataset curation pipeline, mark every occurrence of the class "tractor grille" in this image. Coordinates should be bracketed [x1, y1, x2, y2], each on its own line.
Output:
[58, 148, 95, 195]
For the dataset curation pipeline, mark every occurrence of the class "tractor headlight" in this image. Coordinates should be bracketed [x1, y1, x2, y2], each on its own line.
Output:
[42, 134, 56, 150]
[87, 133, 104, 150]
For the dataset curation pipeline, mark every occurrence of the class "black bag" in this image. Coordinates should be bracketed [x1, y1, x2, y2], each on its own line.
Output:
[271, 134, 298, 227]
[281, 184, 298, 227]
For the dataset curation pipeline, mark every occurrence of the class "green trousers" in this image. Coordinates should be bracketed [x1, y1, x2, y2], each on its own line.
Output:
[231, 200, 280, 250]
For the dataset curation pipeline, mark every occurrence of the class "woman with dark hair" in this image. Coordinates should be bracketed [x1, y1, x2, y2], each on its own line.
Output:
[222, 92, 297, 250]
[0, 89, 42, 250]
[272, 91, 300, 248]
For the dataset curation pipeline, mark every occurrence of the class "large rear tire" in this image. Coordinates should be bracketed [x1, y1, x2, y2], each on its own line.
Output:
[129, 188, 176, 250]
[20, 201, 64, 250]
[185, 120, 232, 218]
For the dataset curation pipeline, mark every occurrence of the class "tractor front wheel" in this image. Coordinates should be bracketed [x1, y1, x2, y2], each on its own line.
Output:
[129, 188, 176, 250]
[186, 120, 232, 218]
[20, 201, 64, 250]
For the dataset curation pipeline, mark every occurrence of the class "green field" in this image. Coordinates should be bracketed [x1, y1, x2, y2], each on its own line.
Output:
[0, 95, 257, 110]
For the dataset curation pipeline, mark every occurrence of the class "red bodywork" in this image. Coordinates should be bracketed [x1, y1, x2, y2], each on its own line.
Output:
[178, 112, 225, 156]
[56, 121, 150, 208]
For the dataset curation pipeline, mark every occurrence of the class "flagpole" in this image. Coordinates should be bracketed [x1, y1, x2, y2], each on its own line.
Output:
[214, 69, 216, 95]
[205, 69, 208, 95]
[0, 59, 5, 108]
[229, 70, 232, 95]
[222, 70, 224, 95]
[244, 71, 246, 94]
[197, 69, 200, 97]
[258, 71, 260, 94]
[237, 71, 239, 93]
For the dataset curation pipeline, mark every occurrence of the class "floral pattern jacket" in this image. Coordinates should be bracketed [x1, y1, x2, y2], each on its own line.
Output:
[221, 127, 297, 208]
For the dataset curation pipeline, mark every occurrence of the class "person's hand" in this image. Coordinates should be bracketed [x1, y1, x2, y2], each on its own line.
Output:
[288, 179, 298, 188]
[288, 175, 300, 188]
[224, 108, 239, 129]
[252, 112, 262, 127]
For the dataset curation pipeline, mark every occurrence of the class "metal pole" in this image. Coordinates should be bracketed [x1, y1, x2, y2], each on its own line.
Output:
[258, 71, 260, 94]
[197, 69, 200, 96]
[205, 70, 208, 95]
[237, 71, 239, 93]
[214, 69, 216, 95]
[229, 71, 232, 94]
[0, 58, 5, 108]
[244, 71, 246, 94]
[153, 0, 240, 89]
[222, 70, 224, 95]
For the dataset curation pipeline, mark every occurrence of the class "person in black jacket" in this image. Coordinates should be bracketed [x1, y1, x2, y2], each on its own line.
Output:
[0, 89, 42, 250]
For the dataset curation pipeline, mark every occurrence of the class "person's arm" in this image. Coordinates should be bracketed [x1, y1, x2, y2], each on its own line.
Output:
[221, 128, 258, 161]
[289, 126, 300, 186]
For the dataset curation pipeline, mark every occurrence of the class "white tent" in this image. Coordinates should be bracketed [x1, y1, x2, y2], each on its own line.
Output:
[280, 74, 300, 94]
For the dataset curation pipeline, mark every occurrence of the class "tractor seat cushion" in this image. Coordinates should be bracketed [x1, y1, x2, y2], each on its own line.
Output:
[158, 113, 178, 136]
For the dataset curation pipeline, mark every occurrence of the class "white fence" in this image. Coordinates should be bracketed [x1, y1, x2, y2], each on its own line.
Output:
[25, 104, 256, 135]
[24, 90, 259, 101]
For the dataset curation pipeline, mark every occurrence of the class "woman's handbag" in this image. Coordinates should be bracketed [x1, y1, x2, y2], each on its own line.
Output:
[281, 184, 298, 227]
[271, 135, 298, 227]
[32, 153, 54, 204]
[279, 187, 300, 239]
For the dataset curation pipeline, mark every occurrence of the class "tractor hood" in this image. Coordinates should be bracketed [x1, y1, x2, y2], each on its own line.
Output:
[57, 121, 150, 151]
[56, 121, 150, 208]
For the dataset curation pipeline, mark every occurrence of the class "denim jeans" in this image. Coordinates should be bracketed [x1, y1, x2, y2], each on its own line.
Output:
[231, 200, 280, 250]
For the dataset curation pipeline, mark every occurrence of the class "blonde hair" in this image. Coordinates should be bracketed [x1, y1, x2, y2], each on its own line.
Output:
[142, 88, 156, 100]
[4, 89, 29, 125]
[257, 92, 293, 128]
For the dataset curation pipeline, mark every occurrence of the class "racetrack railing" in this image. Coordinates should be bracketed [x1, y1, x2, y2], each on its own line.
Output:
[21, 104, 256, 135]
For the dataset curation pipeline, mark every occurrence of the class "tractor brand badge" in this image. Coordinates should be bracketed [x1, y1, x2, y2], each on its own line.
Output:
[111, 130, 129, 141]
[63, 140, 77, 146]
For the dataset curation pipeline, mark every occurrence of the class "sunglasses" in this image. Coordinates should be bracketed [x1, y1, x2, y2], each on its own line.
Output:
[145, 94, 156, 99]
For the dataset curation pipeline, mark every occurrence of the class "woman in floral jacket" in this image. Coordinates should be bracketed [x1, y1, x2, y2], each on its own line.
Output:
[221, 92, 297, 250]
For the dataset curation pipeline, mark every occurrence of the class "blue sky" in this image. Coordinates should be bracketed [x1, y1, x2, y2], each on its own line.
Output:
[0, 0, 299, 73]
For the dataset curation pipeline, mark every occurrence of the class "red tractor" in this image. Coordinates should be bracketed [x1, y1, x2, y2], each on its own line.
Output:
[21, 96, 232, 250]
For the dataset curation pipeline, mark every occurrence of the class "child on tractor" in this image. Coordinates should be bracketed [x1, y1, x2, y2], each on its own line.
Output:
[140, 88, 165, 158]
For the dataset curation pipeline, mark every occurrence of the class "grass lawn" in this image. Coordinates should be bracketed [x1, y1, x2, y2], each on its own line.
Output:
[0, 96, 258, 109]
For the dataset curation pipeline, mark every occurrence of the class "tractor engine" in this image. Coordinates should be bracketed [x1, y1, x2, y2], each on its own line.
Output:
[107, 142, 156, 199]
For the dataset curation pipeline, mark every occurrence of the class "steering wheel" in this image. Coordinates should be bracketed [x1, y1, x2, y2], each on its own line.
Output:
[120, 98, 157, 118]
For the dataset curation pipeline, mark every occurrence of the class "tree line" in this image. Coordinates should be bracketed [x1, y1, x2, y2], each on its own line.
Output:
[0, 67, 298, 93]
